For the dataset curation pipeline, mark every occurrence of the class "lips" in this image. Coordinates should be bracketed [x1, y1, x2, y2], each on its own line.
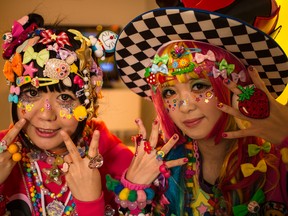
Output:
[35, 127, 60, 138]
[183, 117, 204, 128]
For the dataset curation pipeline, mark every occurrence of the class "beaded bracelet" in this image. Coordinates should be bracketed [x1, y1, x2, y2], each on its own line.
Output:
[106, 174, 155, 211]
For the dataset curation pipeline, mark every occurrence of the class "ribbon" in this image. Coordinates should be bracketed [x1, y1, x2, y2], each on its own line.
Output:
[39, 29, 72, 48]
[219, 59, 235, 75]
[248, 142, 271, 157]
[231, 70, 246, 83]
[241, 159, 267, 177]
[194, 50, 216, 63]
[232, 189, 265, 216]
[8, 94, 19, 103]
[3, 53, 23, 82]
[151, 64, 168, 74]
[212, 66, 227, 79]
[22, 46, 50, 67]
[59, 48, 77, 62]
[73, 75, 84, 88]
[152, 54, 169, 65]
[10, 85, 20, 95]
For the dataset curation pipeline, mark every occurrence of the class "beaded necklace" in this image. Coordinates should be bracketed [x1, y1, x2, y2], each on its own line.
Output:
[21, 148, 75, 216]
[184, 141, 224, 216]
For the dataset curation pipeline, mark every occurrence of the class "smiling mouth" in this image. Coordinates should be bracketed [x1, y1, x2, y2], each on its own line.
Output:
[183, 117, 203, 127]
[35, 127, 60, 137]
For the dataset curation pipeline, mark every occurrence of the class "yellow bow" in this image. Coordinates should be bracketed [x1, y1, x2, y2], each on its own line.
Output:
[3, 53, 23, 82]
[22, 46, 50, 67]
[280, 148, 288, 164]
[241, 159, 267, 177]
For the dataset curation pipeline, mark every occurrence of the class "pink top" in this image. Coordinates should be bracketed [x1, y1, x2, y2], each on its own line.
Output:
[0, 119, 134, 216]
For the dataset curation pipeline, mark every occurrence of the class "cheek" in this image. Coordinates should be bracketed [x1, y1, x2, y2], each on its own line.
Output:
[17, 101, 35, 117]
[164, 98, 177, 113]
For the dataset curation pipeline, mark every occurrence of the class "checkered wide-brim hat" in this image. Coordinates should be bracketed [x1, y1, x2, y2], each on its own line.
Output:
[115, 7, 288, 100]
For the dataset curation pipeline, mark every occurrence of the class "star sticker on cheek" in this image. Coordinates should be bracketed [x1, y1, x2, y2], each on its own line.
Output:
[23, 61, 38, 78]
[42, 166, 64, 185]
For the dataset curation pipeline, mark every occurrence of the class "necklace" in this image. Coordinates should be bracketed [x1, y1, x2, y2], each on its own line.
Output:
[184, 141, 218, 216]
[22, 149, 75, 216]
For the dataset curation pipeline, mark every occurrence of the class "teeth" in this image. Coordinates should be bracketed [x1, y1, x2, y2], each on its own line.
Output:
[38, 128, 55, 133]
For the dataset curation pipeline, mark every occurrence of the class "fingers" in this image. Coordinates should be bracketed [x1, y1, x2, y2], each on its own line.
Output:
[135, 118, 147, 139]
[161, 134, 179, 154]
[87, 130, 100, 158]
[60, 130, 81, 162]
[149, 118, 160, 148]
[165, 157, 187, 169]
[3, 119, 26, 145]
[217, 102, 250, 122]
[223, 78, 242, 95]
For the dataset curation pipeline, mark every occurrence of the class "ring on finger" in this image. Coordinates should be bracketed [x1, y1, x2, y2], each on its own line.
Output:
[87, 154, 104, 169]
[144, 140, 153, 154]
[159, 161, 170, 178]
[0, 140, 8, 153]
[156, 150, 165, 161]
[61, 162, 71, 173]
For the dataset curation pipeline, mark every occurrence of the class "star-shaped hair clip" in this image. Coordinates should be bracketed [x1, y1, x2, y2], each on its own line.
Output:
[42, 165, 64, 185]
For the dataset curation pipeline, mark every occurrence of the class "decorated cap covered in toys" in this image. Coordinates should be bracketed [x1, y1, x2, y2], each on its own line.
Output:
[2, 13, 118, 122]
[115, 7, 288, 100]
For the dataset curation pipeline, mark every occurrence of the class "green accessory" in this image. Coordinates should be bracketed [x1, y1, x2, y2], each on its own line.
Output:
[171, 62, 195, 75]
[238, 85, 255, 101]
[219, 59, 235, 75]
[248, 142, 271, 157]
[106, 174, 120, 191]
[153, 54, 169, 64]
[232, 189, 265, 216]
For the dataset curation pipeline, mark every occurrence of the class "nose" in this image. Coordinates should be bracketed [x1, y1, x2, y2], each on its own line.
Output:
[39, 99, 57, 121]
[178, 94, 197, 113]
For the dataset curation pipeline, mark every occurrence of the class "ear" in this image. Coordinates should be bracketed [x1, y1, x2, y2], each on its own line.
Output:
[231, 92, 251, 129]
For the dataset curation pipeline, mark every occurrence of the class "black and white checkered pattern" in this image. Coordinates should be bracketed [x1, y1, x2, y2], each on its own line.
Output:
[115, 8, 288, 100]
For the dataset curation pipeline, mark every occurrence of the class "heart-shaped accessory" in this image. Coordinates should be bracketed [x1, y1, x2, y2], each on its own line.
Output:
[237, 85, 270, 119]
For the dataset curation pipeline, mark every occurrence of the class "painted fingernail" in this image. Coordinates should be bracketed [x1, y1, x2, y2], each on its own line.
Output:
[217, 102, 224, 108]
[173, 134, 178, 140]
[135, 119, 139, 123]
[183, 158, 188, 163]
[223, 78, 231, 84]
[153, 119, 158, 125]
[248, 65, 254, 71]
[222, 133, 227, 138]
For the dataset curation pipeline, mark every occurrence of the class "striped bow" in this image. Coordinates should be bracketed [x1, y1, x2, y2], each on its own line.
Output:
[39, 29, 72, 48]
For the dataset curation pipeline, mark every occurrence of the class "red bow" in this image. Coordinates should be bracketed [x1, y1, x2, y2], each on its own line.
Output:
[73, 75, 84, 88]
[39, 30, 72, 48]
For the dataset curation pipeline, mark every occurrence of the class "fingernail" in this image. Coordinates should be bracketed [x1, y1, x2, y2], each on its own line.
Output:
[153, 119, 158, 125]
[135, 119, 139, 124]
[183, 158, 188, 163]
[223, 78, 230, 84]
[222, 133, 227, 138]
[248, 65, 254, 71]
[173, 134, 178, 140]
[217, 102, 224, 108]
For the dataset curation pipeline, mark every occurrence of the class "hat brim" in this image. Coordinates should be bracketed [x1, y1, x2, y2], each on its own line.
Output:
[115, 7, 288, 100]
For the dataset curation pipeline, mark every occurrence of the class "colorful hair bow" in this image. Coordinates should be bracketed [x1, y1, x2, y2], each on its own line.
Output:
[232, 189, 265, 216]
[231, 70, 246, 83]
[219, 59, 235, 75]
[59, 49, 77, 63]
[212, 66, 227, 79]
[8, 94, 19, 103]
[3, 53, 23, 82]
[248, 142, 271, 157]
[241, 159, 267, 177]
[73, 75, 84, 88]
[151, 64, 168, 74]
[39, 29, 72, 48]
[10, 85, 20, 95]
[152, 54, 169, 65]
[194, 50, 216, 63]
[22, 46, 50, 67]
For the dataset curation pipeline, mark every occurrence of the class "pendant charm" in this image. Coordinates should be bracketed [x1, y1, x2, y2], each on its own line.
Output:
[43, 165, 64, 185]
[46, 200, 65, 216]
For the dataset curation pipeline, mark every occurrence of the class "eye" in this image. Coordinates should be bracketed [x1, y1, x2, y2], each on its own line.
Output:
[22, 88, 39, 98]
[191, 81, 211, 93]
[162, 89, 176, 99]
[58, 94, 74, 102]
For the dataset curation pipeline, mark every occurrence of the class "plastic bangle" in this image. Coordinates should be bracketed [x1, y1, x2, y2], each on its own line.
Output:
[121, 169, 151, 190]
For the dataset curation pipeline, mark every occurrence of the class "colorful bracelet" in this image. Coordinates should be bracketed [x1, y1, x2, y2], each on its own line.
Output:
[106, 174, 155, 211]
[121, 169, 151, 190]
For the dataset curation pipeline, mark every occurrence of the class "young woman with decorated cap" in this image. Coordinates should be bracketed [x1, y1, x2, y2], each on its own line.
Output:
[0, 13, 133, 215]
[109, 7, 288, 216]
